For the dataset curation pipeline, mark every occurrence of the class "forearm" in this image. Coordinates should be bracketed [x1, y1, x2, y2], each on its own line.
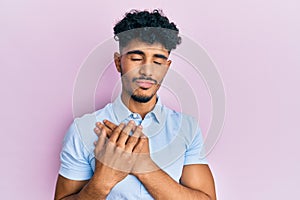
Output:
[60, 183, 106, 200]
[135, 169, 212, 200]
[57, 174, 113, 200]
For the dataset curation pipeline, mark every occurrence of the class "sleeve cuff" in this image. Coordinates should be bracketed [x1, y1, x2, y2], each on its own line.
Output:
[59, 166, 93, 181]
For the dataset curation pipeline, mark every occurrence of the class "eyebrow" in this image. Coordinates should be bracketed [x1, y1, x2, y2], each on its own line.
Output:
[126, 50, 168, 60]
[154, 54, 168, 60]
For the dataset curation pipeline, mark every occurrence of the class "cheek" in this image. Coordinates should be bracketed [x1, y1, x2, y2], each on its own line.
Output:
[120, 62, 131, 74]
[153, 67, 168, 80]
[121, 62, 140, 76]
[121, 67, 136, 83]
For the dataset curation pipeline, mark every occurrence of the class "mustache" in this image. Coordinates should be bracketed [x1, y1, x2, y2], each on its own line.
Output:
[132, 77, 158, 84]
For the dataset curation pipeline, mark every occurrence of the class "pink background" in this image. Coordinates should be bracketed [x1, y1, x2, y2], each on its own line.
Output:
[1, 0, 299, 199]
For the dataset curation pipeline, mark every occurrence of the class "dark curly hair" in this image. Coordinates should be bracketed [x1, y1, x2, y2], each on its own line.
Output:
[113, 9, 181, 52]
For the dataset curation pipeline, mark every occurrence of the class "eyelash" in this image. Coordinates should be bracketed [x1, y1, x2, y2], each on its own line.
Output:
[131, 58, 142, 61]
[131, 58, 161, 65]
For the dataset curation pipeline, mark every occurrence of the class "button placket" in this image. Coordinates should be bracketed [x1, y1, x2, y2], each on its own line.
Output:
[132, 113, 139, 119]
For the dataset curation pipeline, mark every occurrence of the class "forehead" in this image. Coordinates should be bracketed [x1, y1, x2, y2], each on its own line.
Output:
[121, 39, 169, 56]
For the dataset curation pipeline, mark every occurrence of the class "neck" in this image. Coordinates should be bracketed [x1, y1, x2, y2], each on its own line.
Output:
[121, 92, 157, 119]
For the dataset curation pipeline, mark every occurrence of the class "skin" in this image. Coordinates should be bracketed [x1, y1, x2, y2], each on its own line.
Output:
[115, 39, 171, 118]
[54, 39, 217, 200]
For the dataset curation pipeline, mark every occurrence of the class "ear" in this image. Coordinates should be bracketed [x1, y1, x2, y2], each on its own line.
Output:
[166, 60, 172, 68]
[114, 52, 122, 73]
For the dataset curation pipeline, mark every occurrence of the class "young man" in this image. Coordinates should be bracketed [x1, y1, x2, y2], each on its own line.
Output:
[55, 9, 216, 200]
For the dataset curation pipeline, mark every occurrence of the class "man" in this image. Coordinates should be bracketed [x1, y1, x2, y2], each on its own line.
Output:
[55, 9, 216, 200]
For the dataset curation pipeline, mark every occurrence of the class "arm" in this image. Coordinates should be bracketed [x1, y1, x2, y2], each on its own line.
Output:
[54, 174, 108, 200]
[180, 164, 216, 199]
[54, 121, 114, 200]
[134, 164, 216, 200]
[54, 159, 127, 200]
[100, 120, 216, 199]
[95, 120, 216, 199]
[54, 139, 123, 200]
[54, 175, 87, 200]
[55, 121, 145, 200]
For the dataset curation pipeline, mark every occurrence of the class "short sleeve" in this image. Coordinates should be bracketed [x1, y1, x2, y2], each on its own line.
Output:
[59, 122, 93, 180]
[184, 126, 208, 165]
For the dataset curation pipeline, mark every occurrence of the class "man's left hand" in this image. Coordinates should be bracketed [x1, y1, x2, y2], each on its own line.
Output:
[94, 119, 159, 174]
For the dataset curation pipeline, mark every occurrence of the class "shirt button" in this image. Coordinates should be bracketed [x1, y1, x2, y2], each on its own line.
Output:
[132, 113, 138, 119]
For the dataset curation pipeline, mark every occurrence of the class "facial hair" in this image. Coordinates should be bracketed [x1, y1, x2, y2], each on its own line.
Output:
[120, 65, 160, 103]
[131, 93, 155, 103]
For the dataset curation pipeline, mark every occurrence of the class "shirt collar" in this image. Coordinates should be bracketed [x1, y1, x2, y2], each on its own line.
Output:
[112, 95, 163, 123]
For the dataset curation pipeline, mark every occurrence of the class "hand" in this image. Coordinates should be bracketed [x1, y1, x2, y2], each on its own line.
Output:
[94, 120, 113, 138]
[95, 120, 150, 154]
[93, 120, 146, 190]
[96, 120, 149, 151]
[95, 120, 159, 175]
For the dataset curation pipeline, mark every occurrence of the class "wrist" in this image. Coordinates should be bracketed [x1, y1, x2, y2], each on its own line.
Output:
[133, 171, 150, 180]
[88, 173, 115, 197]
[132, 157, 159, 177]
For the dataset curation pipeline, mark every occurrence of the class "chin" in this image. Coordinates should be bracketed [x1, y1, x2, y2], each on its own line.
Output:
[125, 84, 159, 103]
[131, 95, 153, 103]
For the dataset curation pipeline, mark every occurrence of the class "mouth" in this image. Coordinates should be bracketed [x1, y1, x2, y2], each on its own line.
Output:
[135, 79, 156, 89]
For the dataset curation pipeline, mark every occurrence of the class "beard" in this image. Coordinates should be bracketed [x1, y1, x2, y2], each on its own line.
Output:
[131, 92, 155, 103]
[121, 70, 160, 103]
[130, 78, 158, 103]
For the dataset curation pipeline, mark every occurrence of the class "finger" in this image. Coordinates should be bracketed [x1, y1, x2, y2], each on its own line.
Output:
[95, 122, 106, 134]
[96, 122, 112, 138]
[94, 129, 107, 154]
[98, 129, 107, 146]
[116, 120, 135, 148]
[94, 127, 101, 136]
[95, 122, 104, 130]
[133, 136, 148, 153]
[125, 125, 142, 152]
[109, 123, 125, 143]
[103, 119, 117, 130]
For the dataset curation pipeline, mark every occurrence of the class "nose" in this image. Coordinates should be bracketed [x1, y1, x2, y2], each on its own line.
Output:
[138, 63, 153, 77]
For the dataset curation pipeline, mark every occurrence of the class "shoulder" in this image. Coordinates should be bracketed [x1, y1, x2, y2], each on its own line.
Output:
[70, 103, 113, 152]
[74, 102, 113, 128]
[162, 105, 198, 128]
[162, 105, 200, 143]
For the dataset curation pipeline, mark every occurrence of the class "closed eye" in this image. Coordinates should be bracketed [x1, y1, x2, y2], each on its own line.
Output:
[131, 58, 142, 61]
[154, 61, 162, 65]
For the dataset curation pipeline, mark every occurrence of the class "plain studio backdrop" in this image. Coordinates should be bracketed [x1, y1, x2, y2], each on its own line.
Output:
[1, 0, 299, 199]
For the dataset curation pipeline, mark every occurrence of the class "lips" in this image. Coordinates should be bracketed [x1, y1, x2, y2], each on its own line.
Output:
[135, 79, 155, 89]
